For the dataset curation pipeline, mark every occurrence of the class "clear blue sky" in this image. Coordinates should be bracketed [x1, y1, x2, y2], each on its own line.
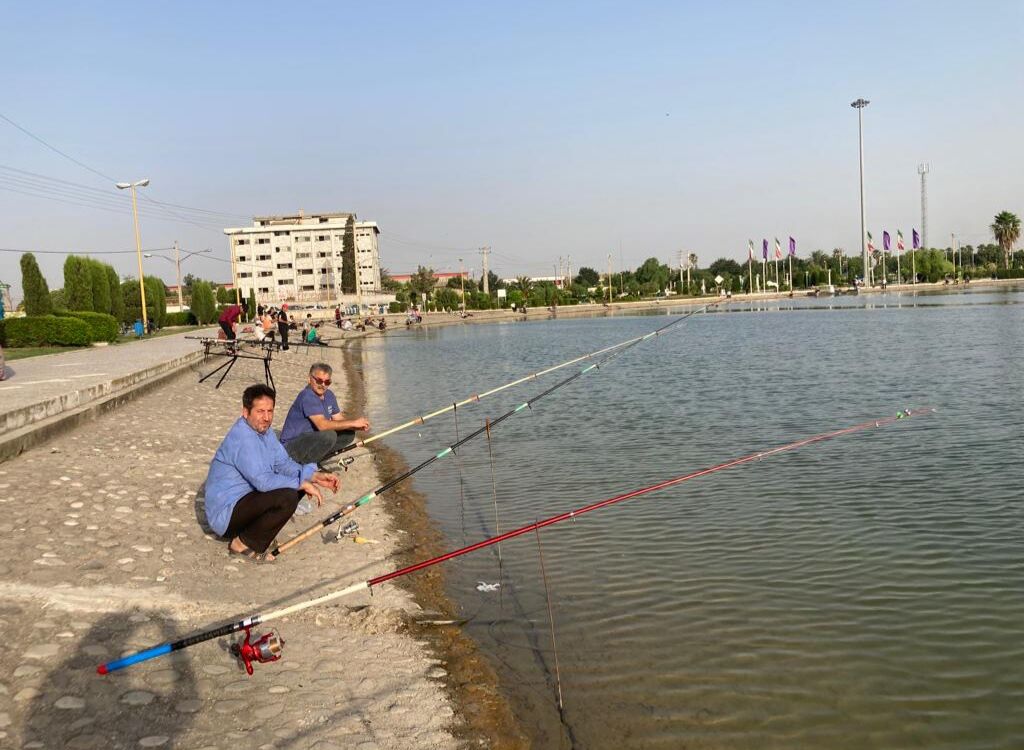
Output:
[2, 1, 1021, 300]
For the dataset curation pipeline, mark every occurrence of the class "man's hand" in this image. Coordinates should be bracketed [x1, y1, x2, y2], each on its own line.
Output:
[331, 414, 371, 432]
[299, 480, 325, 508]
[311, 471, 340, 493]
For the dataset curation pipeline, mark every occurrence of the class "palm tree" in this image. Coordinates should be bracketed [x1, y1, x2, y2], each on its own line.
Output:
[991, 211, 1021, 269]
[513, 275, 532, 294]
[686, 253, 698, 293]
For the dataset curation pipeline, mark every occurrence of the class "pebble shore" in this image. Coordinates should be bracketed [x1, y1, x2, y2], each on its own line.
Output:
[0, 343, 459, 749]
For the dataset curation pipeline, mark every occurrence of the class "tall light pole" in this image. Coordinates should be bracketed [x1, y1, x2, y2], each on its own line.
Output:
[145, 245, 211, 311]
[458, 258, 466, 311]
[116, 178, 151, 330]
[851, 98, 870, 287]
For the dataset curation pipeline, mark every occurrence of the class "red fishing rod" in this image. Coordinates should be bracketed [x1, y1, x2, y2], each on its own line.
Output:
[97, 407, 931, 675]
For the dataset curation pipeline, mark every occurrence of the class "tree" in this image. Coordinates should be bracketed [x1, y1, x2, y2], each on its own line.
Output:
[89, 259, 111, 315]
[64, 256, 93, 311]
[216, 286, 234, 305]
[49, 288, 66, 311]
[487, 270, 503, 291]
[635, 257, 670, 288]
[513, 276, 532, 294]
[247, 287, 257, 317]
[407, 266, 436, 302]
[190, 281, 217, 324]
[708, 258, 743, 277]
[106, 266, 125, 321]
[341, 216, 356, 294]
[20, 252, 53, 315]
[991, 211, 1021, 269]
[574, 266, 600, 286]
[380, 268, 402, 292]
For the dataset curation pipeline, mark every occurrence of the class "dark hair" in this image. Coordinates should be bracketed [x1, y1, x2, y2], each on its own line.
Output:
[309, 362, 332, 377]
[242, 383, 276, 409]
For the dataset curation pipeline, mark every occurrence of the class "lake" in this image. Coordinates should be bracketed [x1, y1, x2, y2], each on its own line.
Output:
[357, 286, 1024, 749]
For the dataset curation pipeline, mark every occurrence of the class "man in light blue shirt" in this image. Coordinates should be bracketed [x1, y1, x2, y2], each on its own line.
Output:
[205, 383, 340, 558]
[280, 362, 371, 465]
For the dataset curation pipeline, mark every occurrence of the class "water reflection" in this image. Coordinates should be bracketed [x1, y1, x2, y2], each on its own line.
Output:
[360, 287, 1024, 749]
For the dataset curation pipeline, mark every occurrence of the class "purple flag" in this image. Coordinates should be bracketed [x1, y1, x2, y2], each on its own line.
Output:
[912, 229, 920, 249]
[788, 236, 796, 256]
[883, 231, 891, 252]
[762, 239, 768, 260]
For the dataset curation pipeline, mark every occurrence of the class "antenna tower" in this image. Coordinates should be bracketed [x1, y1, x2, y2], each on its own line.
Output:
[918, 163, 930, 250]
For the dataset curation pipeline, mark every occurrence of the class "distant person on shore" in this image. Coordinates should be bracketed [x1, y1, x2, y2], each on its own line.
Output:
[306, 323, 327, 346]
[219, 300, 247, 341]
[204, 383, 340, 559]
[134, 319, 144, 338]
[280, 362, 371, 466]
[277, 304, 290, 350]
[334, 306, 342, 327]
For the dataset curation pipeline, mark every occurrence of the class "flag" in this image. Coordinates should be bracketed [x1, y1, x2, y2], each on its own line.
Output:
[748, 240, 755, 261]
[912, 229, 920, 249]
[774, 238, 783, 260]
[867, 231, 876, 252]
[788, 236, 796, 257]
[883, 231, 891, 252]
[897, 231, 905, 252]
[762, 239, 768, 260]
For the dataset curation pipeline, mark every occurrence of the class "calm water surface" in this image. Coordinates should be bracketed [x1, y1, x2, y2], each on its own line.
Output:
[357, 287, 1024, 749]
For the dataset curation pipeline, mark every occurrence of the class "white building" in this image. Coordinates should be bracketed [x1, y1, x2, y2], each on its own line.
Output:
[224, 212, 383, 305]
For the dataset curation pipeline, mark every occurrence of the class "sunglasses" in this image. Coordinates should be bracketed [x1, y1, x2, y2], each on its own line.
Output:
[311, 376, 332, 386]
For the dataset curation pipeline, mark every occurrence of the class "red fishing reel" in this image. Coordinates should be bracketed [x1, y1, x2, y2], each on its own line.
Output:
[231, 626, 284, 675]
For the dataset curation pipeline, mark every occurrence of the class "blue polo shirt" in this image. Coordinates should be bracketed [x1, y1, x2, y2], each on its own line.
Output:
[204, 418, 316, 535]
[280, 386, 341, 444]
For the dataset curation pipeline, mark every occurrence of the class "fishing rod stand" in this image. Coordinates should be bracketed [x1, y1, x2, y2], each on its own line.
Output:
[195, 338, 277, 390]
[230, 625, 284, 676]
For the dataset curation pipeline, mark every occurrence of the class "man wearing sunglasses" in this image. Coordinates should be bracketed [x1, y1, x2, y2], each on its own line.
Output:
[279, 362, 371, 467]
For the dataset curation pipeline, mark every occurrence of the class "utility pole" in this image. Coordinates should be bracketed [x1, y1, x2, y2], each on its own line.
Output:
[479, 246, 490, 294]
[678, 250, 684, 293]
[951, 233, 956, 278]
[567, 254, 572, 289]
[607, 253, 613, 302]
[174, 240, 184, 311]
[918, 163, 930, 251]
[459, 258, 466, 311]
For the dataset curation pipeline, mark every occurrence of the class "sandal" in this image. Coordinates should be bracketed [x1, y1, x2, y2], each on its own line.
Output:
[227, 543, 273, 564]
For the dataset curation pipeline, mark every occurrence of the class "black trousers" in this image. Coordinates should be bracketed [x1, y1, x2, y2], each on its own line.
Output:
[278, 322, 290, 350]
[220, 321, 236, 340]
[224, 487, 301, 553]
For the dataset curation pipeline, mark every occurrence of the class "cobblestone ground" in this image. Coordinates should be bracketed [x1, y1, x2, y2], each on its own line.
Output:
[0, 346, 457, 749]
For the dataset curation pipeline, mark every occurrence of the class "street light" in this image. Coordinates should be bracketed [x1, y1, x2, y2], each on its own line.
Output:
[144, 244, 211, 310]
[116, 178, 151, 330]
[851, 98, 870, 287]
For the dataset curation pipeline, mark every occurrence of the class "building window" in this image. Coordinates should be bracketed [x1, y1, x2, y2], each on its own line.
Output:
[296, 252, 310, 259]
[238, 272, 251, 278]
[277, 279, 290, 285]
[256, 238, 270, 244]
[301, 285, 315, 291]
[257, 254, 271, 261]
[316, 234, 330, 242]
[298, 269, 313, 275]
[259, 271, 273, 278]
[235, 238, 249, 245]
[237, 255, 247, 262]
[276, 263, 293, 270]
[259, 287, 270, 294]
[295, 236, 310, 243]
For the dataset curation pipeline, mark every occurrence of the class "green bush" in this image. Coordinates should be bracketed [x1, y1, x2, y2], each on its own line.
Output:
[165, 311, 198, 326]
[0, 319, 6, 346]
[388, 301, 407, 313]
[57, 310, 118, 342]
[4, 316, 91, 347]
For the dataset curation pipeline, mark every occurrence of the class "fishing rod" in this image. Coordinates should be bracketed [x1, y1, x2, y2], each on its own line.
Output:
[97, 407, 931, 675]
[266, 304, 718, 559]
[332, 302, 722, 456]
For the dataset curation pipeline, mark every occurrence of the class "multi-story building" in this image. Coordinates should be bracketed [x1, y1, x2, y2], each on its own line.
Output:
[224, 212, 382, 304]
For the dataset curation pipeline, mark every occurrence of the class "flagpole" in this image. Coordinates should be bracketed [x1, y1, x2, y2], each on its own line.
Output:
[788, 254, 793, 295]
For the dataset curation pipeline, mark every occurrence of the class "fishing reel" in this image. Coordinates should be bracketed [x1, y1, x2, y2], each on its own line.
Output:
[231, 626, 284, 676]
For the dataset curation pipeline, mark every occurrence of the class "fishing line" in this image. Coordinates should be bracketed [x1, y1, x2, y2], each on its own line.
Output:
[337, 303, 721, 455]
[98, 407, 931, 674]
[269, 306, 718, 558]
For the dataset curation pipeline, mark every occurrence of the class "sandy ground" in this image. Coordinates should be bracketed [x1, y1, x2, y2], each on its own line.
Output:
[0, 343, 461, 749]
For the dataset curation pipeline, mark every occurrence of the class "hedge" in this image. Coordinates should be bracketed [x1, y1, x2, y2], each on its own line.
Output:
[57, 310, 118, 342]
[165, 311, 198, 326]
[3, 316, 91, 347]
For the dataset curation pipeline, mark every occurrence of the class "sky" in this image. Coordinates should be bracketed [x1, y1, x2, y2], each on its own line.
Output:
[2, 1, 1022, 302]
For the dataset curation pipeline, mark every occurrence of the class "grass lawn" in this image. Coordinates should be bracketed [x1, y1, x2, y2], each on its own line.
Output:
[3, 346, 81, 361]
